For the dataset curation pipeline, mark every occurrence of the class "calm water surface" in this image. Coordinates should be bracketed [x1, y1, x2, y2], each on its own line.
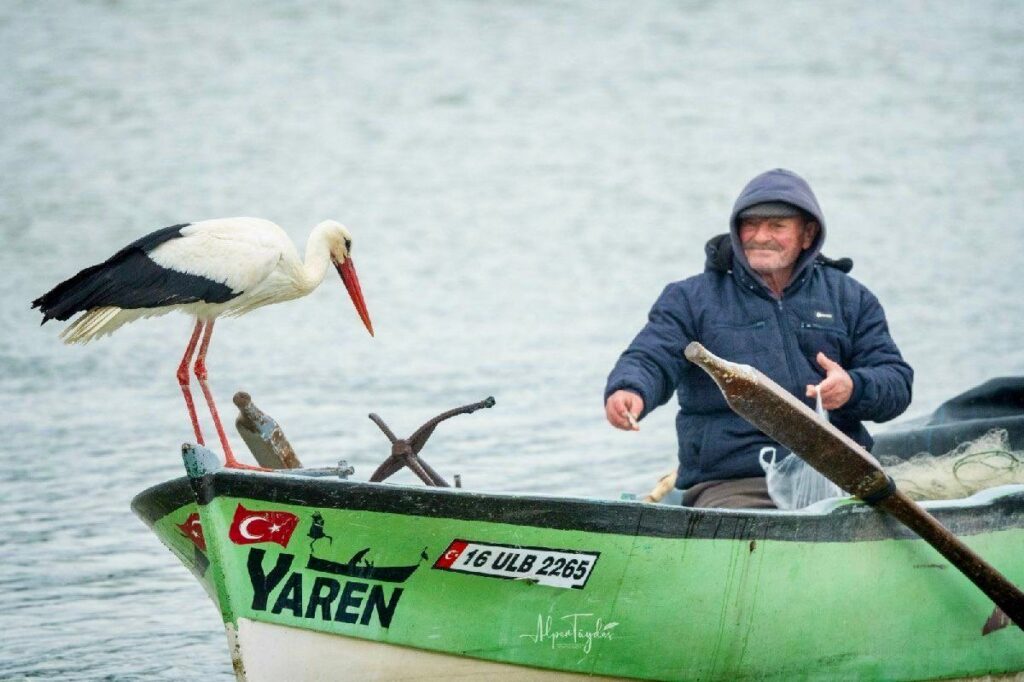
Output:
[2, 2, 1022, 678]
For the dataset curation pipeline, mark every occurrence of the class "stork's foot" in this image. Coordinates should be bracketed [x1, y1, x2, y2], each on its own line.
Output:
[223, 444, 270, 471]
[224, 459, 272, 472]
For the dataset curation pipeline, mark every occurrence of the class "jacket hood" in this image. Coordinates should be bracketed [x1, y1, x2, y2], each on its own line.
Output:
[728, 168, 828, 289]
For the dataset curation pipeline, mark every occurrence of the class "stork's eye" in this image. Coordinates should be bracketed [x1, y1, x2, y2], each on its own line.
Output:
[344, 238, 352, 253]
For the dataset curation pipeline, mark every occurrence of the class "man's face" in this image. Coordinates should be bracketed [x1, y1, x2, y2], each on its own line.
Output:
[738, 216, 817, 276]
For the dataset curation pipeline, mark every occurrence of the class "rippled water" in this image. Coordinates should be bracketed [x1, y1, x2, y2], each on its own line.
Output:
[2, 2, 1022, 678]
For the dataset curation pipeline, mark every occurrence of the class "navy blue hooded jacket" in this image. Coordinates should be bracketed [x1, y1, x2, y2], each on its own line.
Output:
[605, 169, 913, 489]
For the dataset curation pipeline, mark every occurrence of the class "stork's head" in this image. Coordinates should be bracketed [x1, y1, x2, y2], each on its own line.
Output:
[319, 220, 374, 337]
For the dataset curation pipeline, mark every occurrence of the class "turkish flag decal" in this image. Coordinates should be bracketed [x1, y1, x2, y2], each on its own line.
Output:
[228, 504, 299, 547]
[433, 540, 468, 569]
[177, 512, 206, 551]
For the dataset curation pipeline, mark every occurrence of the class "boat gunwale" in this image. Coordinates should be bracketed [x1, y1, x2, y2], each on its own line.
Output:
[131, 472, 1024, 544]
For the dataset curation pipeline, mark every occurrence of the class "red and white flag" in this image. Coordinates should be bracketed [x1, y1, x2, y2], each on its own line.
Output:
[228, 504, 299, 547]
[177, 512, 206, 551]
[433, 540, 468, 569]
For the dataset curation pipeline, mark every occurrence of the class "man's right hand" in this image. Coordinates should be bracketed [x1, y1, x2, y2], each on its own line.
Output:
[605, 390, 644, 431]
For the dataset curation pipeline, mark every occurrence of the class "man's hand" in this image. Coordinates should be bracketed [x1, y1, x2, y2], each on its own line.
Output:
[806, 352, 854, 410]
[605, 390, 644, 431]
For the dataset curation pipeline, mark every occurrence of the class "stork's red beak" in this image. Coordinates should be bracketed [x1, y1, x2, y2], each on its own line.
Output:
[336, 258, 374, 337]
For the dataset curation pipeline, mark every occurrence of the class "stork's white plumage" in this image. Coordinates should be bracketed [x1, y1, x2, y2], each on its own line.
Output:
[33, 217, 374, 469]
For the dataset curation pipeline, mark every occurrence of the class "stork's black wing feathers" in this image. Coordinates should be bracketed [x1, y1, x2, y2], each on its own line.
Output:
[32, 223, 238, 323]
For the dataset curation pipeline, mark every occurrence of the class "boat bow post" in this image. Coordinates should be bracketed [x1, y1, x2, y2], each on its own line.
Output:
[183, 442, 224, 479]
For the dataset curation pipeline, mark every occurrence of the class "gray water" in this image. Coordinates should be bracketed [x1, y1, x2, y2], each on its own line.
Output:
[2, 2, 1022, 679]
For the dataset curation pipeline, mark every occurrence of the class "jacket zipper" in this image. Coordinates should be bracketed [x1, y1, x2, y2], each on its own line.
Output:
[773, 297, 801, 394]
[739, 268, 805, 396]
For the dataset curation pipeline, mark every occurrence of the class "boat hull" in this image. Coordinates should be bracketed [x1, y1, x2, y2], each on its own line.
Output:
[132, 447, 1024, 681]
[230, 617, 612, 681]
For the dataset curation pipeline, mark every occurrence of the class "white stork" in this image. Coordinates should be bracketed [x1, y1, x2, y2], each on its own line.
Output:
[32, 217, 374, 469]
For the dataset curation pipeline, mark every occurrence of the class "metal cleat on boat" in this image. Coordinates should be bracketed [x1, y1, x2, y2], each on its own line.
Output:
[335, 459, 355, 479]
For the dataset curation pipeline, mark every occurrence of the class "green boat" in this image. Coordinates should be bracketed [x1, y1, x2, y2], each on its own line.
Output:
[131, 382, 1024, 681]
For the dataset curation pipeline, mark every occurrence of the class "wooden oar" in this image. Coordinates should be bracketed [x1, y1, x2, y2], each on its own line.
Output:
[684, 341, 1024, 629]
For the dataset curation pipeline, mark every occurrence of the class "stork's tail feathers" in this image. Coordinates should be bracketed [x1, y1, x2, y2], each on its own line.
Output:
[32, 262, 131, 344]
[32, 260, 118, 324]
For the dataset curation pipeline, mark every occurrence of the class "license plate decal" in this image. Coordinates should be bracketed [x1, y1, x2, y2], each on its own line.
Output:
[433, 539, 600, 589]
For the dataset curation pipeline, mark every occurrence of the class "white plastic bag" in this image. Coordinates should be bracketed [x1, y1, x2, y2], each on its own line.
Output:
[760, 447, 845, 510]
[759, 390, 845, 510]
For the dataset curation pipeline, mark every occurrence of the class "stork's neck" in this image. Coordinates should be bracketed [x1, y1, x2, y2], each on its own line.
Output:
[293, 223, 335, 294]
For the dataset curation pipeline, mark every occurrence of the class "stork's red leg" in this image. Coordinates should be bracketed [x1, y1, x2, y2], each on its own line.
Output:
[178, 319, 205, 445]
[194, 319, 267, 471]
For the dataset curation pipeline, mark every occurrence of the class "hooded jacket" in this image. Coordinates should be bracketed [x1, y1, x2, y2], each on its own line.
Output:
[605, 169, 913, 489]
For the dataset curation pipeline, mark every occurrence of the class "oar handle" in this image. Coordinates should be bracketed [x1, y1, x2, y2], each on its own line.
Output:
[877, 490, 1024, 626]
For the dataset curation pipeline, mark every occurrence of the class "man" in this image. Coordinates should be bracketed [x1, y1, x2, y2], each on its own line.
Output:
[604, 168, 913, 509]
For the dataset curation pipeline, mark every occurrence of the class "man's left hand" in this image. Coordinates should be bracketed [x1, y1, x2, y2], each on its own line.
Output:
[806, 352, 854, 410]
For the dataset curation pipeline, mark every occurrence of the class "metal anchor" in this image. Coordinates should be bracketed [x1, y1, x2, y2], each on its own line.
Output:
[367, 397, 496, 486]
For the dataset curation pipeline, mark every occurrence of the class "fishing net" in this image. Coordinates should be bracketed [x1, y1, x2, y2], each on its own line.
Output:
[880, 429, 1024, 501]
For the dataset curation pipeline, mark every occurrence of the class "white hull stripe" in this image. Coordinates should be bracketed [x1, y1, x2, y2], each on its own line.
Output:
[231, 618, 624, 681]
